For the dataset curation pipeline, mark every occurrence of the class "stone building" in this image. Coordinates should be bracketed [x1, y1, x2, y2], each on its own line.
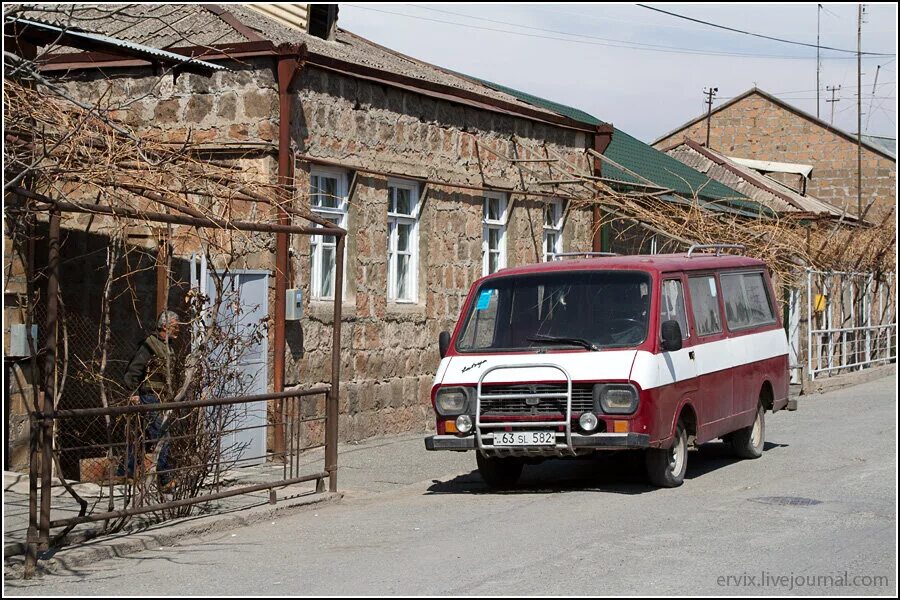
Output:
[5, 4, 604, 471]
[652, 87, 896, 219]
[4, 4, 767, 474]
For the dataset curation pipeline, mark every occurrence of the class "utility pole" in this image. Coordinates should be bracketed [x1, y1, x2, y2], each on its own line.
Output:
[857, 4, 863, 219]
[703, 86, 718, 147]
[817, 4, 822, 118]
[826, 85, 841, 124]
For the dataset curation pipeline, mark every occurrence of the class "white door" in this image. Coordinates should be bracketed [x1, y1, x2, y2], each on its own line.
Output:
[206, 271, 269, 467]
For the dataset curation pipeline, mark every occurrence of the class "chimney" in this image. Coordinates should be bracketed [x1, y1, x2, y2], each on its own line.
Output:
[308, 4, 339, 40]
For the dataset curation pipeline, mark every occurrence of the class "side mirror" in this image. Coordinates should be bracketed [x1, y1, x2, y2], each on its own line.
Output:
[660, 320, 683, 352]
[438, 331, 451, 359]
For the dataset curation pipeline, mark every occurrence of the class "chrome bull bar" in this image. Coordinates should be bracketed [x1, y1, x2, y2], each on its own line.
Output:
[475, 363, 575, 457]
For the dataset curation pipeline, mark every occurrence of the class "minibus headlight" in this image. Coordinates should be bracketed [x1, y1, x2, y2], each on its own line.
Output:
[596, 384, 639, 414]
[435, 387, 471, 416]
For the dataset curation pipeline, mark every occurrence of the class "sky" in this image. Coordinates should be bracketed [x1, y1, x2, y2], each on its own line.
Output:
[338, 3, 898, 143]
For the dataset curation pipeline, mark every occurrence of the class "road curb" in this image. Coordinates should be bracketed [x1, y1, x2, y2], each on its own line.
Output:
[800, 364, 896, 399]
[4, 490, 341, 580]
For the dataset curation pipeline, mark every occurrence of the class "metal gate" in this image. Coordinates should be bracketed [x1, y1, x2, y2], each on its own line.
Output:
[805, 269, 897, 380]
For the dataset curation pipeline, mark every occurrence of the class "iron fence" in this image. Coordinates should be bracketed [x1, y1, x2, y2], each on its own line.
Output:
[805, 269, 897, 380]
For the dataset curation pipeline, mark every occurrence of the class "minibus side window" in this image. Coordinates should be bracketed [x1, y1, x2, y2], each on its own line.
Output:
[659, 278, 689, 339]
[720, 272, 776, 330]
[688, 275, 723, 336]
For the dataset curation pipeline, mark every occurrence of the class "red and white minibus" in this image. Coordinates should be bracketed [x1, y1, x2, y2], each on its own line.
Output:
[425, 246, 791, 488]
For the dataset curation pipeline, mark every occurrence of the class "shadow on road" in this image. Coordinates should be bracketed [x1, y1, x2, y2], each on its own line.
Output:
[426, 441, 790, 495]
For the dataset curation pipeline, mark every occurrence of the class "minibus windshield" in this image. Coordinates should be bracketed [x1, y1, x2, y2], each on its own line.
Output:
[456, 270, 652, 353]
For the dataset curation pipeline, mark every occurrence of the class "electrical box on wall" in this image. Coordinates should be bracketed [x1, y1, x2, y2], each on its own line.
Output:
[8, 324, 39, 357]
[285, 288, 304, 321]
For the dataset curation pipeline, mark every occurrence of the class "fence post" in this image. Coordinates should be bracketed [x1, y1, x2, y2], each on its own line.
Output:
[326, 235, 345, 492]
[806, 268, 814, 382]
[38, 209, 61, 552]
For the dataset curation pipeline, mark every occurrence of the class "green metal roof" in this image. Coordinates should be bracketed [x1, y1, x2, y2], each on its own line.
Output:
[603, 128, 772, 216]
[464, 74, 772, 217]
[464, 75, 606, 127]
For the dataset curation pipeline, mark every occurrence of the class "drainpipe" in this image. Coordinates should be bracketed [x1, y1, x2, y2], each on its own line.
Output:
[273, 43, 306, 459]
[591, 124, 614, 252]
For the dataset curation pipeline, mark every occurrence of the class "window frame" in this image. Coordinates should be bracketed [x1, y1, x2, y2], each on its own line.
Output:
[718, 270, 777, 332]
[542, 198, 564, 262]
[687, 273, 724, 337]
[658, 276, 691, 341]
[309, 166, 349, 301]
[387, 179, 420, 303]
[482, 192, 508, 276]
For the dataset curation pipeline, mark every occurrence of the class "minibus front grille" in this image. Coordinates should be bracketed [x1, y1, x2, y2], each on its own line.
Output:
[479, 383, 594, 415]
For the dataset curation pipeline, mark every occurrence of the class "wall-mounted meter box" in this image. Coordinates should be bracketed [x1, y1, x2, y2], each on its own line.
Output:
[285, 288, 304, 321]
[8, 324, 39, 357]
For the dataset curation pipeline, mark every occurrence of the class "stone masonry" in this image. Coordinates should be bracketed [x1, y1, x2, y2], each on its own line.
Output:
[653, 90, 896, 219]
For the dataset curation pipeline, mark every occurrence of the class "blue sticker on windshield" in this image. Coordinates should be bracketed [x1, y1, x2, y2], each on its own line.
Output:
[475, 289, 493, 310]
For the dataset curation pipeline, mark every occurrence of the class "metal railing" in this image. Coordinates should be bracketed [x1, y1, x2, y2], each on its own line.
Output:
[805, 269, 897, 380]
[475, 363, 575, 457]
[25, 386, 335, 569]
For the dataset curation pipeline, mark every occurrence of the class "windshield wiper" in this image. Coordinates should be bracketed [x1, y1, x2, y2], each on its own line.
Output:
[527, 335, 599, 351]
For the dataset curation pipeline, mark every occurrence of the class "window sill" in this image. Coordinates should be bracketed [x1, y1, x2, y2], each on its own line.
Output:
[306, 299, 357, 323]
[386, 301, 426, 321]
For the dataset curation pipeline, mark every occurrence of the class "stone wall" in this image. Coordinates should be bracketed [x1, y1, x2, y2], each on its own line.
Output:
[653, 92, 896, 219]
[287, 66, 594, 441]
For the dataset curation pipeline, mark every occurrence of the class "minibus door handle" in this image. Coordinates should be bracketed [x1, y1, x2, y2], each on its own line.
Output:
[688, 351, 695, 360]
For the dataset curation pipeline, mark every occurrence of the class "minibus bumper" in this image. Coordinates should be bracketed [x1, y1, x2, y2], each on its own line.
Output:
[424, 432, 651, 451]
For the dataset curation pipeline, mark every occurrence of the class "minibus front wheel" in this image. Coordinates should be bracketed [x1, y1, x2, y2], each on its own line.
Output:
[476, 452, 524, 489]
[645, 420, 688, 488]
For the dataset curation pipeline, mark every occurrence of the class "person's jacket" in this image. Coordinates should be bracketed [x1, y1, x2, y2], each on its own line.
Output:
[123, 333, 173, 395]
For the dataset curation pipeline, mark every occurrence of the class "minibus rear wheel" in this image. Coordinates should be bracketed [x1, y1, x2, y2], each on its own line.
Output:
[476, 452, 524, 489]
[730, 402, 765, 459]
[645, 420, 688, 488]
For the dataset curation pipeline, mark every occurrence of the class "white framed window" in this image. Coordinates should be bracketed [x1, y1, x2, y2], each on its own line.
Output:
[387, 179, 419, 303]
[482, 192, 508, 276]
[309, 167, 348, 300]
[542, 198, 564, 262]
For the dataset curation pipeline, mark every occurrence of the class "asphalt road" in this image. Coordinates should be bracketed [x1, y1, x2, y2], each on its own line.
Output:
[6, 376, 897, 595]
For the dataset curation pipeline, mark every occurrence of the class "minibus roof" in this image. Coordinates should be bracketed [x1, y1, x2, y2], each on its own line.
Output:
[490, 253, 768, 279]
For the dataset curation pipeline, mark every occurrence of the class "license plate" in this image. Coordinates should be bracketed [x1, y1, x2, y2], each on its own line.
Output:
[491, 431, 556, 446]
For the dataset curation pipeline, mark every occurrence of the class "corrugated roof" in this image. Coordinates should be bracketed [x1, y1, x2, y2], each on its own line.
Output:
[7, 15, 227, 72]
[665, 139, 859, 222]
[15, 4, 570, 125]
[860, 134, 896, 159]
[459, 75, 606, 127]
[602, 128, 769, 215]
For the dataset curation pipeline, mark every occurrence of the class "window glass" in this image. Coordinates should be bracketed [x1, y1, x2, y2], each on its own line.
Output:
[688, 276, 723, 336]
[720, 272, 776, 329]
[388, 182, 419, 302]
[542, 199, 563, 261]
[457, 271, 652, 352]
[482, 194, 507, 275]
[309, 170, 347, 299]
[659, 279, 689, 339]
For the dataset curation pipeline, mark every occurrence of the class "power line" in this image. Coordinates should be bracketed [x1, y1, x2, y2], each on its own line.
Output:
[344, 4, 881, 61]
[637, 4, 895, 56]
